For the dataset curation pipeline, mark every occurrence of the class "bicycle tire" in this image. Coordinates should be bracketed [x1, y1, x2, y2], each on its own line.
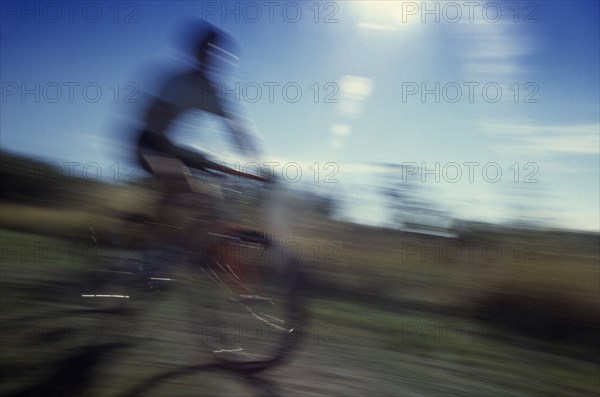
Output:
[83, 210, 307, 376]
[184, 227, 306, 374]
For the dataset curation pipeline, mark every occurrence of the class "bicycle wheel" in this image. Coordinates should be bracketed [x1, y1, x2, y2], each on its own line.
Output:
[185, 228, 306, 374]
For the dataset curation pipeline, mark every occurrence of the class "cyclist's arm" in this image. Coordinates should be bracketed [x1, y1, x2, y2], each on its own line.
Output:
[222, 114, 262, 160]
[187, 72, 264, 160]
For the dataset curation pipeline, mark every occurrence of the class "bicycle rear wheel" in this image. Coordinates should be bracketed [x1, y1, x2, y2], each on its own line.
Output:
[185, 229, 305, 373]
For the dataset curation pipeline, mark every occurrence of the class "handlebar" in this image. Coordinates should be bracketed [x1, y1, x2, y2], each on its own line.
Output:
[200, 158, 273, 183]
[173, 145, 273, 183]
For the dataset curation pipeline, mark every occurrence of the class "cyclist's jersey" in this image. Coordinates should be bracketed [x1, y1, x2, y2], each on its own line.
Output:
[136, 67, 260, 172]
[144, 70, 225, 138]
[136, 69, 228, 174]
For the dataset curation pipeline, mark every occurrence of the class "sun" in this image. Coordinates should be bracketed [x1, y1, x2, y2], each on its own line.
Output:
[352, 1, 422, 31]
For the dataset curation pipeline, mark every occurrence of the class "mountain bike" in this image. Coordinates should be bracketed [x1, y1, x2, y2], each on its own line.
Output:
[82, 155, 307, 385]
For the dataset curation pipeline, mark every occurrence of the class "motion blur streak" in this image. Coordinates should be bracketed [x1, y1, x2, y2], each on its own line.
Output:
[1, 1, 599, 396]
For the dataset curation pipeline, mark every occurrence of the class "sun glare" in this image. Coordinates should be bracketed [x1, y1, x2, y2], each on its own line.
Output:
[353, 1, 422, 31]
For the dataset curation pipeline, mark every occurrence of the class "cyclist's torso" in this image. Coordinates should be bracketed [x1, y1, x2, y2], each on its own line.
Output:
[141, 70, 224, 145]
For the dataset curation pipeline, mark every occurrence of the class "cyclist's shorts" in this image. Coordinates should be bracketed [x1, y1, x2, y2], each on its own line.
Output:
[137, 130, 175, 174]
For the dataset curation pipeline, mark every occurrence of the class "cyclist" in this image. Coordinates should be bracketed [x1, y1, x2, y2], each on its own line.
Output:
[136, 20, 261, 196]
[133, 20, 266, 266]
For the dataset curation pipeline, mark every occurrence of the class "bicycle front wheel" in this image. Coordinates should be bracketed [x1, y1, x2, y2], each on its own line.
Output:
[185, 230, 306, 374]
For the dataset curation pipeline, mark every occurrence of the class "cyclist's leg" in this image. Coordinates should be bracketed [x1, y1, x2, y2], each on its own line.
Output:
[138, 134, 231, 273]
[141, 138, 223, 201]
[137, 129, 196, 194]
[140, 153, 194, 195]
[136, 133, 196, 271]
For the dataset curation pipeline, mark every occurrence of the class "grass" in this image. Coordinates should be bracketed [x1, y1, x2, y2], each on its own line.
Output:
[305, 298, 599, 396]
[1, 200, 599, 396]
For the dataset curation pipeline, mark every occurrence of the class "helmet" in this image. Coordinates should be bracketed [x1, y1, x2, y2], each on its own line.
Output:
[176, 18, 240, 70]
[198, 26, 240, 69]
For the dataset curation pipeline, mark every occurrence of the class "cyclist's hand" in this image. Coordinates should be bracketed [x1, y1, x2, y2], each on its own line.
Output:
[225, 117, 265, 160]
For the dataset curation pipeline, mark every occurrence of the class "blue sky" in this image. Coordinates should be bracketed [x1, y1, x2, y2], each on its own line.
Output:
[1, 1, 599, 231]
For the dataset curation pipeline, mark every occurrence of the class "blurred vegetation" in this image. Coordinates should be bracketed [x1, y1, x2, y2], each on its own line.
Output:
[1, 150, 599, 396]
